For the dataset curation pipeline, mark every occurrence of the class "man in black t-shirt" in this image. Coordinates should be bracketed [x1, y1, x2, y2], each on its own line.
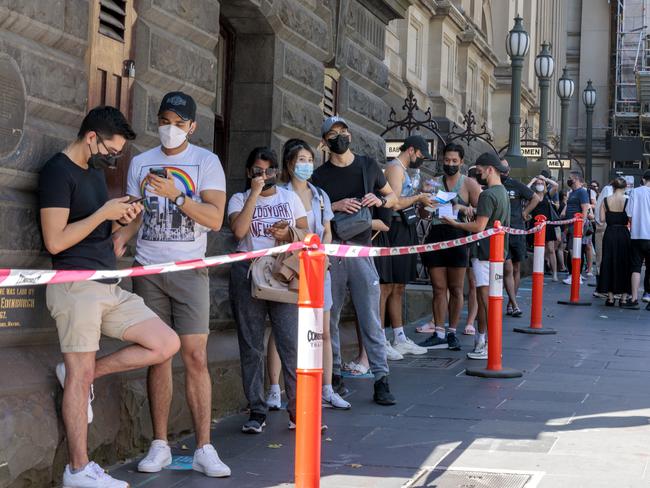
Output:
[38, 107, 180, 488]
[311, 115, 398, 406]
[500, 160, 540, 317]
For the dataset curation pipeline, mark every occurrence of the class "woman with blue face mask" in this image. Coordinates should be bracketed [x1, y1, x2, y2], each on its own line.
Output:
[263, 139, 351, 411]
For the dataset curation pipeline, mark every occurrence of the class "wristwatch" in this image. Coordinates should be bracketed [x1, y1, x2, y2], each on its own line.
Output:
[174, 192, 186, 207]
[378, 195, 387, 207]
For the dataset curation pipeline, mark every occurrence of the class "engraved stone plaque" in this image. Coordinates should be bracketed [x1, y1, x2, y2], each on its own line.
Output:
[0, 55, 26, 158]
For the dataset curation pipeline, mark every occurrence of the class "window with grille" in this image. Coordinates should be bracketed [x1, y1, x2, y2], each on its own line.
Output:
[99, 0, 127, 42]
[322, 70, 339, 117]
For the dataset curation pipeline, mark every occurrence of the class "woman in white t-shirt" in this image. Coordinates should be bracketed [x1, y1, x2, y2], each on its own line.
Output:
[265, 139, 351, 412]
[228, 147, 307, 434]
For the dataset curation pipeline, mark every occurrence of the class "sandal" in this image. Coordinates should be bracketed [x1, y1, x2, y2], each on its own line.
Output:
[416, 321, 436, 334]
[511, 307, 523, 318]
[506, 304, 514, 316]
[463, 324, 476, 335]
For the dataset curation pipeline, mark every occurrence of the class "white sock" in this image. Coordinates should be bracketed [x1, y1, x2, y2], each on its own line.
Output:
[477, 333, 486, 344]
[270, 384, 281, 393]
[322, 384, 334, 396]
[393, 326, 406, 342]
[435, 327, 446, 339]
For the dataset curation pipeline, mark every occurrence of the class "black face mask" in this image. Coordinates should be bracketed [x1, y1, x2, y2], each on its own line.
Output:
[476, 172, 488, 186]
[262, 178, 277, 191]
[500, 173, 509, 183]
[442, 164, 459, 176]
[88, 147, 119, 170]
[410, 157, 425, 169]
[327, 135, 351, 155]
[567, 179, 574, 187]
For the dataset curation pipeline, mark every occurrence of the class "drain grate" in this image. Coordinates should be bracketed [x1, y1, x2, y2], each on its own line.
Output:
[393, 357, 460, 369]
[412, 468, 531, 487]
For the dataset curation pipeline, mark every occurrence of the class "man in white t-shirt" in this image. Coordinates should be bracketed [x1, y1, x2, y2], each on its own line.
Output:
[625, 170, 650, 310]
[115, 92, 230, 477]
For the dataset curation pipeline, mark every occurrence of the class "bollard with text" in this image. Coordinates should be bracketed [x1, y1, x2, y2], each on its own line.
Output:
[467, 222, 522, 378]
[558, 213, 591, 306]
[295, 234, 325, 488]
[514, 216, 557, 334]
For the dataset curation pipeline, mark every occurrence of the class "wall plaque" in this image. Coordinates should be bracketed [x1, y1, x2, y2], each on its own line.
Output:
[0, 55, 26, 158]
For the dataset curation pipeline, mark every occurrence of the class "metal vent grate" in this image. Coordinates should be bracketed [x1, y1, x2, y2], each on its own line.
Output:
[412, 468, 532, 487]
[99, 0, 127, 42]
[391, 357, 460, 369]
[322, 73, 338, 117]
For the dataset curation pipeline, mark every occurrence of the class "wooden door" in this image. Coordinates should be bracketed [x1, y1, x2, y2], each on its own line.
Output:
[213, 22, 234, 172]
[87, 0, 136, 197]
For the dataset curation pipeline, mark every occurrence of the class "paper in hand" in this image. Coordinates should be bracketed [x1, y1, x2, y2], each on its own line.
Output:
[435, 191, 457, 204]
[437, 203, 458, 220]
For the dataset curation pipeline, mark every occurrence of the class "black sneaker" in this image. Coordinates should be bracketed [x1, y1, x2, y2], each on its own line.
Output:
[447, 332, 461, 351]
[373, 376, 396, 406]
[646, 302, 650, 311]
[621, 300, 640, 310]
[332, 374, 349, 397]
[418, 334, 448, 350]
[242, 413, 266, 434]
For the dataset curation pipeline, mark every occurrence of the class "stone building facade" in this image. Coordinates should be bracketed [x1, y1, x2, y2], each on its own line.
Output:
[0, 0, 409, 485]
[383, 0, 611, 183]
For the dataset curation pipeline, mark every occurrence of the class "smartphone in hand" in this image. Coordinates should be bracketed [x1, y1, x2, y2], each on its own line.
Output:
[149, 167, 167, 178]
[127, 196, 145, 204]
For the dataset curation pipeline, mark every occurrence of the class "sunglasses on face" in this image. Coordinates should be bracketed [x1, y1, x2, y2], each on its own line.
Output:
[251, 167, 278, 177]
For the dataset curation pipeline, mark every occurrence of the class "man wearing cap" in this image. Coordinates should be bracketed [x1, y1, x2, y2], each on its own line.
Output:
[380, 136, 435, 358]
[115, 91, 230, 476]
[441, 153, 510, 360]
[311, 116, 399, 405]
[500, 160, 540, 318]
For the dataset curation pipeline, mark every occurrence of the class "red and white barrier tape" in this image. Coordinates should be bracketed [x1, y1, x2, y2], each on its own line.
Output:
[0, 218, 580, 287]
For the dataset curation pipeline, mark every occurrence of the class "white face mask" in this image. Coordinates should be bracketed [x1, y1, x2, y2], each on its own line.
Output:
[158, 124, 188, 149]
[535, 184, 545, 192]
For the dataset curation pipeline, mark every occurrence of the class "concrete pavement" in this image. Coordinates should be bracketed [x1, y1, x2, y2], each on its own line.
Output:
[111, 275, 650, 487]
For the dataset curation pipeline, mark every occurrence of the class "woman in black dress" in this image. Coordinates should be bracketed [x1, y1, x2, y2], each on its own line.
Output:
[530, 177, 560, 281]
[596, 177, 632, 306]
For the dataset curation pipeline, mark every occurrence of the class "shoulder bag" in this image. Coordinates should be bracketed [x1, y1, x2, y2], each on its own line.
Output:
[331, 161, 373, 241]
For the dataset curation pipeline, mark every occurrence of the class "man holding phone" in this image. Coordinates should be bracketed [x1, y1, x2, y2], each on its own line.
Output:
[115, 92, 229, 477]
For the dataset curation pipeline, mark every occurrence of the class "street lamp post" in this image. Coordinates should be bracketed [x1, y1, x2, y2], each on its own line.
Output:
[504, 15, 530, 168]
[557, 67, 575, 165]
[583, 80, 597, 183]
[534, 42, 555, 165]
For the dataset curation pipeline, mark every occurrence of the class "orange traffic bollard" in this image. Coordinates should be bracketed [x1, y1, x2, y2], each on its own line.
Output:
[467, 222, 522, 379]
[295, 234, 325, 488]
[514, 215, 557, 335]
[558, 213, 591, 306]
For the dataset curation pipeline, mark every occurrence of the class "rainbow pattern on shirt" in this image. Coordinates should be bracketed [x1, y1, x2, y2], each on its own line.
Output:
[140, 166, 196, 198]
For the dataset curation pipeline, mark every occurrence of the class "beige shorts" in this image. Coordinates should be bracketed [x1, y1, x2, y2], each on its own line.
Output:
[46, 281, 158, 353]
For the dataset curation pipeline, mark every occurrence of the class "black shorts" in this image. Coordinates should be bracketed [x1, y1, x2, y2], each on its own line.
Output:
[507, 234, 527, 263]
[421, 224, 469, 269]
[631, 239, 650, 273]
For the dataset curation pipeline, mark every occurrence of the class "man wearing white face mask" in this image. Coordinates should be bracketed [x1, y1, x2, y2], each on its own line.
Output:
[117, 91, 230, 477]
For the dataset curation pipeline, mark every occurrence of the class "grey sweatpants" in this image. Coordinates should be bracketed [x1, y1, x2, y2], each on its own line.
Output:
[229, 261, 297, 418]
[329, 255, 389, 380]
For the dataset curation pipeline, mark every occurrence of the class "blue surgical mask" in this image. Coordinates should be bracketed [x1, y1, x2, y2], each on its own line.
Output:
[294, 162, 314, 181]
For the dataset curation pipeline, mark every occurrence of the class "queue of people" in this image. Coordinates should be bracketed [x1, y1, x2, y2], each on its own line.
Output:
[38, 92, 650, 487]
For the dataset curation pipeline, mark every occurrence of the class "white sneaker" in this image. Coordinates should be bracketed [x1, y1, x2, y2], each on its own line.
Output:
[392, 337, 428, 356]
[265, 388, 281, 410]
[137, 440, 171, 473]
[192, 444, 231, 478]
[466, 342, 487, 360]
[322, 388, 351, 409]
[56, 362, 94, 424]
[62, 461, 127, 487]
[385, 340, 404, 361]
[562, 275, 584, 285]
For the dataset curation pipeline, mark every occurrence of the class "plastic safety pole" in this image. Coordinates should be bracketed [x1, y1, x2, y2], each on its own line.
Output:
[514, 216, 557, 334]
[466, 222, 522, 379]
[295, 234, 325, 488]
[558, 213, 591, 306]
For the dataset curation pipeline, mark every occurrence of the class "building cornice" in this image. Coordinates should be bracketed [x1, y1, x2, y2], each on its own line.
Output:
[359, 0, 411, 24]
[458, 24, 499, 68]
[430, 0, 466, 30]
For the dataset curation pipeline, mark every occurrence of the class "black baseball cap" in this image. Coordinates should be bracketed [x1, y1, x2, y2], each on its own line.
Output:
[402, 135, 432, 159]
[158, 91, 196, 121]
[475, 152, 508, 172]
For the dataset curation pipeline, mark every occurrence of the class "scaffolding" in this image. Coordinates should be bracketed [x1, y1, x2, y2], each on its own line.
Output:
[613, 0, 650, 138]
